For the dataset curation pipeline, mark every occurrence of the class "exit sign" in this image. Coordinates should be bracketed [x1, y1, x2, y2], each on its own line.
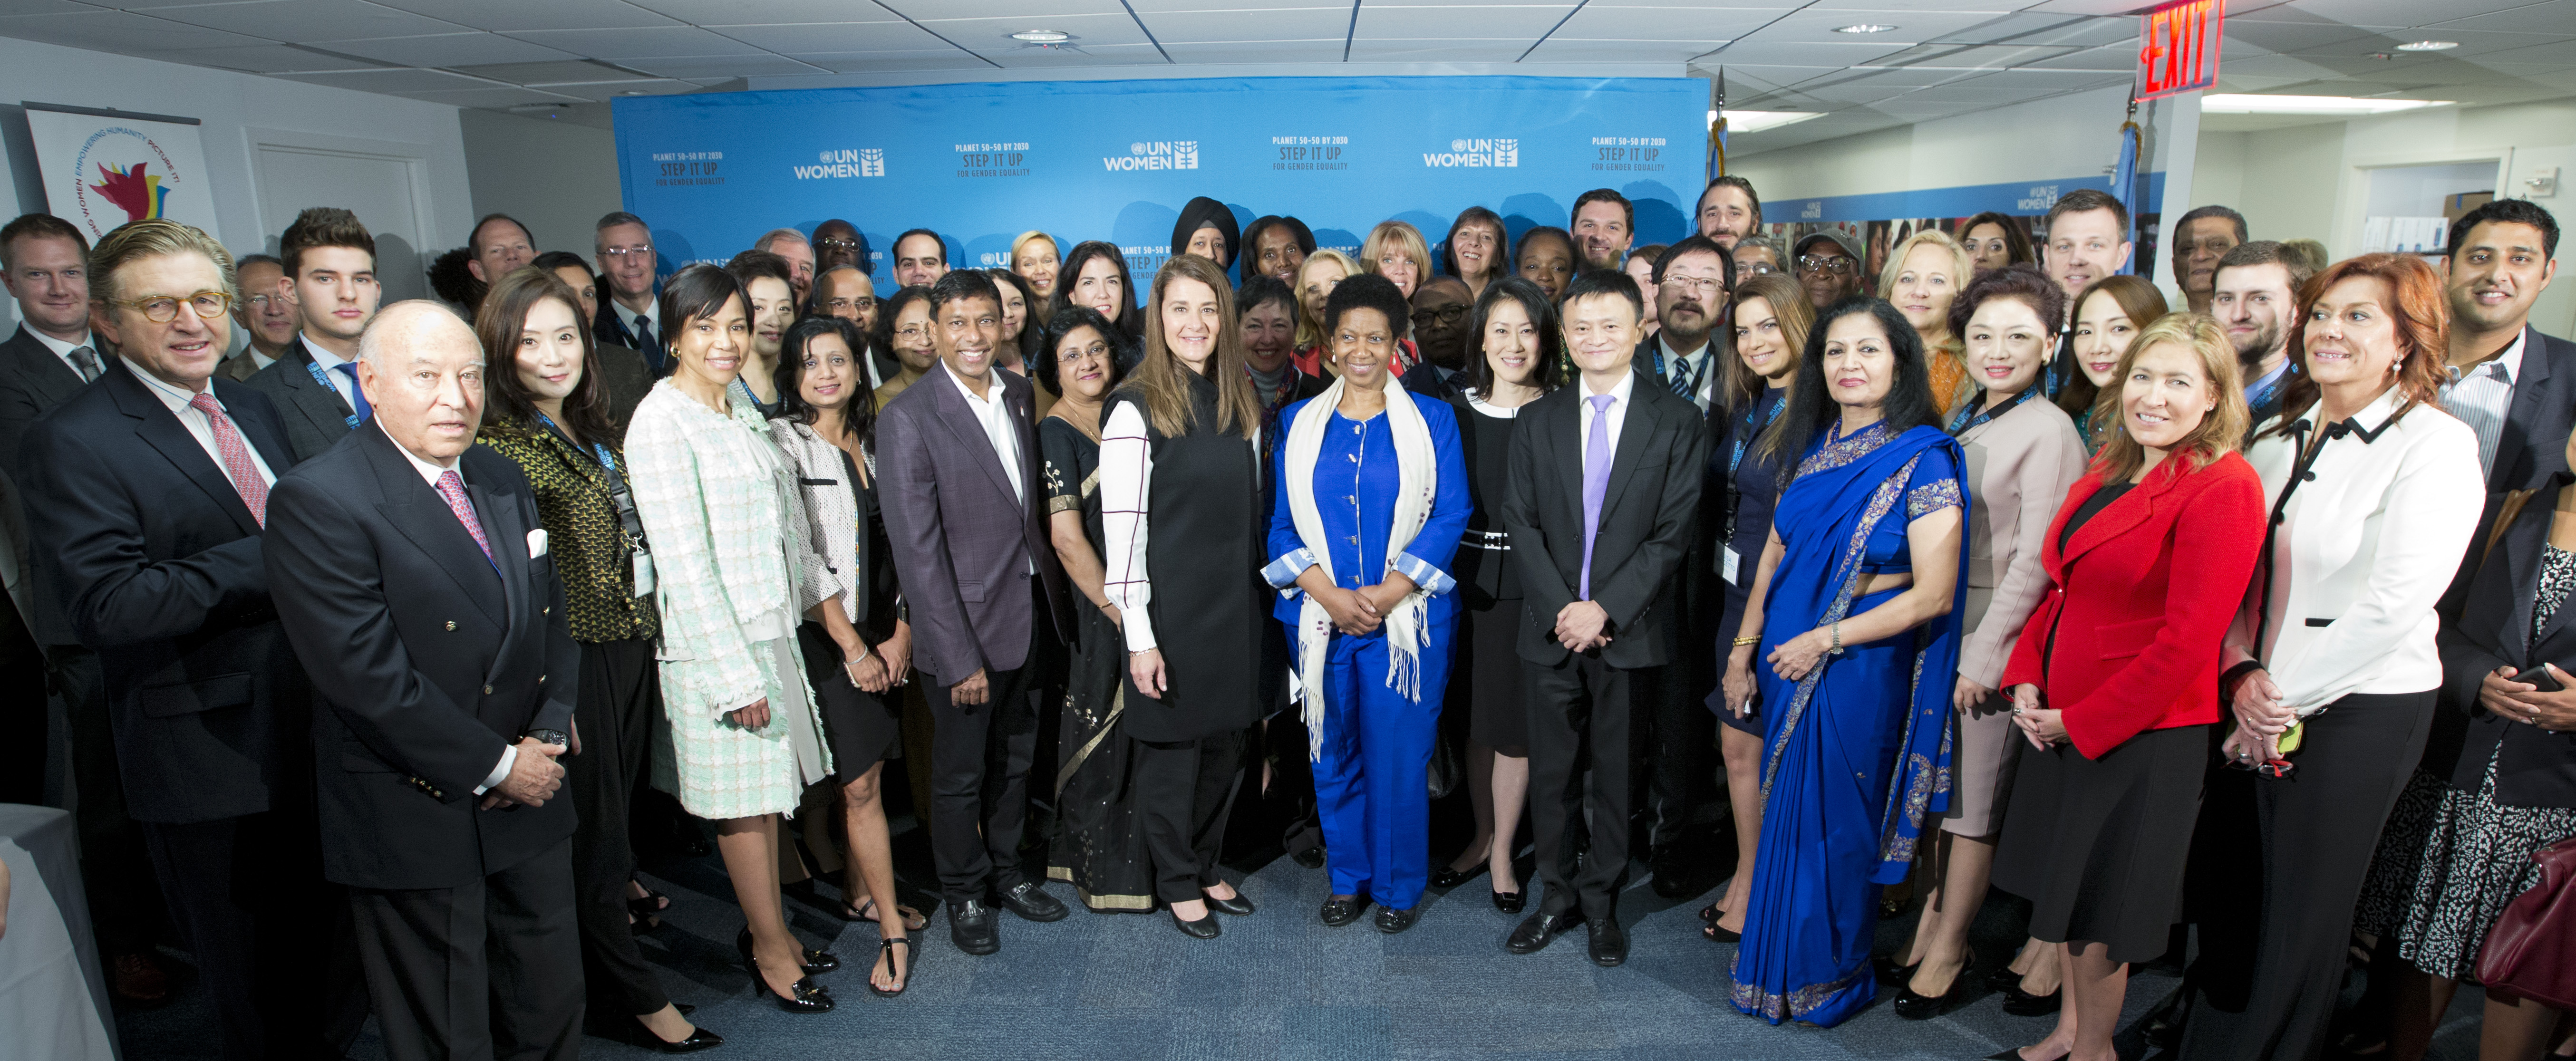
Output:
[2139, 0, 2224, 100]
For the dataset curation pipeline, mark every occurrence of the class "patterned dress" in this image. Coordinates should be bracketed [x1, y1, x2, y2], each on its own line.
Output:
[624, 379, 832, 819]
[2356, 545, 2576, 979]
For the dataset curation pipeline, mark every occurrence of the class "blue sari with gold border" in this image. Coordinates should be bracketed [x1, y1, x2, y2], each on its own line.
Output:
[1729, 421, 1969, 1027]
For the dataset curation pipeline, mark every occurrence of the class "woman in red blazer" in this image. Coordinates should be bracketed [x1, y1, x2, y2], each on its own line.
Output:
[1985, 315, 2267, 1061]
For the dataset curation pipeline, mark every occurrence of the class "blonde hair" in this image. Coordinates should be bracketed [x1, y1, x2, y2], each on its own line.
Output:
[1876, 228, 1974, 320]
[1293, 249, 1358, 350]
[1122, 254, 1262, 439]
[1360, 221, 1431, 283]
[1011, 230, 1058, 265]
[2088, 312, 2248, 484]
[89, 217, 235, 306]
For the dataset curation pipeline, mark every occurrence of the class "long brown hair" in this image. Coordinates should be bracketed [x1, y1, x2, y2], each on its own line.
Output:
[2088, 313, 2248, 484]
[1119, 253, 1261, 438]
[476, 265, 614, 443]
[2261, 252, 2449, 439]
[1722, 273, 1811, 410]
[2056, 273, 2166, 425]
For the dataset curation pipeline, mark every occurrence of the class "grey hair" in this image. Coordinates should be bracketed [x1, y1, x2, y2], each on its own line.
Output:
[759, 227, 810, 252]
[1735, 235, 1784, 261]
[357, 299, 478, 369]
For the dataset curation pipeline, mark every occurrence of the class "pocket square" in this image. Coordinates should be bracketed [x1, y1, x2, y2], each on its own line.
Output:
[527, 528, 548, 558]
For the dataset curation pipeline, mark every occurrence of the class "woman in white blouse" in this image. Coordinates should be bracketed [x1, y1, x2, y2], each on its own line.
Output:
[2181, 254, 2484, 1061]
[1096, 253, 1271, 938]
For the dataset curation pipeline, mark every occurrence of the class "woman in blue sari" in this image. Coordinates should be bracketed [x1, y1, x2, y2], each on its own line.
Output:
[1725, 297, 1971, 1027]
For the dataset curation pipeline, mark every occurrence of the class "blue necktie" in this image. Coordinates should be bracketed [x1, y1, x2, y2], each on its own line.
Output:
[1670, 353, 1700, 399]
[329, 362, 372, 422]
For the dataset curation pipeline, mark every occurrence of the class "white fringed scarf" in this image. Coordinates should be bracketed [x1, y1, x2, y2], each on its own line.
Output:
[1282, 373, 1439, 760]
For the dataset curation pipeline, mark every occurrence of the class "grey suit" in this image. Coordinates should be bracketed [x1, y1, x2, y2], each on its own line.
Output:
[242, 336, 360, 463]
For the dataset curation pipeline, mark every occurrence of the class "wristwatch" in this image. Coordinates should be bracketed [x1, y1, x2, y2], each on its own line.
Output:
[526, 728, 570, 748]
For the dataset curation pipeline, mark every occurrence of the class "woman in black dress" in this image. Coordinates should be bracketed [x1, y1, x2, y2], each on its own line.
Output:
[1433, 277, 1560, 913]
[1097, 254, 1269, 938]
[1038, 305, 1155, 912]
[1705, 273, 1811, 941]
[771, 316, 920, 996]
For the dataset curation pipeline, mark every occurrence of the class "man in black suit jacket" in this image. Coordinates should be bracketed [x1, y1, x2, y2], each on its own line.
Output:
[268, 301, 582, 1061]
[19, 219, 353, 1057]
[0, 211, 173, 1003]
[2441, 200, 2573, 493]
[1499, 270, 1708, 967]
[242, 208, 382, 462]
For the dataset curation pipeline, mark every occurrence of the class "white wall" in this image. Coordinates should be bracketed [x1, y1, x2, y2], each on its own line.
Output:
[459, 108, 620, 262]
[0, 36, 470, 328]
[1731, 85, 2163, 203]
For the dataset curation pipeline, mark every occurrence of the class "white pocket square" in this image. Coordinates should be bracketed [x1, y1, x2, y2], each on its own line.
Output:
[527, 529, 548, 558]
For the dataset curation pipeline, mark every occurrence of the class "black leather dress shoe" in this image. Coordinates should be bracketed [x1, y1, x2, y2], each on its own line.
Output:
[1506, 910, 1579, 955]
[610, 1018, 726, 1053]
[1171, 909, 1221, 939]
[1204, 891, 1256, 916]
[1999, 980, 2062, 1016]
[1290, 846, 1326, 868]
[949, 900, 999, 955]
[996, 882, 1069, 922]
[1430, 864, 1484, 890]
[1874, 954, 1917, 986]
[1587, 917, 1629, 967]
[1892, 955, 1976, 1020]
[1492, 889, 1525, 914]
[1648, 853, 1699, 900]
[1319, 895, 1369, 927]
[1374, 905, 1419, 934]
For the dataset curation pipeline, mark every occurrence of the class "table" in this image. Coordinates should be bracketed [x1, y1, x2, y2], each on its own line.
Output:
[0, 803, 117, 1061]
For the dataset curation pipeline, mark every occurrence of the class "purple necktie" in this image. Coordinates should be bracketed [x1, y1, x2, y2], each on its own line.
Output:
[1579, 393, 1614, 600]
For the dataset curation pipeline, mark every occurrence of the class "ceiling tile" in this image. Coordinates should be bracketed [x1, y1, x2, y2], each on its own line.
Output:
[396, 86, 591, 107]
[1867, 42, 2088, 68]
[2428, 0, 2576, 34]
[446, 59, 651, 84]
[2014, 42, 2145, 69]
[1131, 8, 1349, 42]
[781, 49, 994, 74]
[1154, 40, 1349, 61]
[881, 0, 1131, 16]
[1117, 0, 1341, 10]
[368, 0, 679, 33]
[1928, 12, 2136, 48]
[700, 21, 945, 54]
[133, 41, 383, 71]
[149, 0, 466, 41]
[1342, 42, 1533, 61]
[986, 43, 1169, 67]
[0, 8, 271, 50]
[310, 32, 585, 66]
[913, 13, 1152, 50]
[1813, 65, 1985, 87]
[0, 0, 109, 14]
[1352, 5, 1569, 39]
[1522, 40, 1728, 62]
[1554, 5, 1779, 40]
[504, 25, 770, 58]
[617, 54, 830, 78]
[533, 77, 697, 100]
[274, 66, 501, 92]
[1737, 7, 2021, 44]
[1700, 40, 1912, 66]
[2270, 0, 2543, 29]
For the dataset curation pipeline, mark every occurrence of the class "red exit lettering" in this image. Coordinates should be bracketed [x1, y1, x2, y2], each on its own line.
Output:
[2139, 0, 2225, 100]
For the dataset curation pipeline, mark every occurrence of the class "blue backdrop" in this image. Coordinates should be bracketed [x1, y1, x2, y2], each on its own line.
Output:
[610, 76, 1708, 284]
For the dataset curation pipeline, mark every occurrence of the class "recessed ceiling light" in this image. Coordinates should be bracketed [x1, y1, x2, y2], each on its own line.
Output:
[2394, 40, 2458, 51]
[1010, 29, 1070, 42]
[619, 89, 647, 96]
[1835, 24, 1896, 34]
[1713, 109, 1826, 134]
[2200, 93, 2453, 115]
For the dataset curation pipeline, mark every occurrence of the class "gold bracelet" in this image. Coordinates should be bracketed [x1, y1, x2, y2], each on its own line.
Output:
[1733, 636, 1759, 646]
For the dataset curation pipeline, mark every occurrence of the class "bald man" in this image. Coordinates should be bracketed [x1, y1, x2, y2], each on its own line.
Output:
[268, 300, 582, 1061]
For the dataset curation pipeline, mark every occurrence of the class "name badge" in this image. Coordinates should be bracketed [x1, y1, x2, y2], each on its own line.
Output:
[632, 550, 656, 597]
[1723, 545, 1741, 587]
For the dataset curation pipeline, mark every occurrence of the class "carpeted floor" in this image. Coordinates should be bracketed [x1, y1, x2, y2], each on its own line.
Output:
[110, 823, 2495, 1061]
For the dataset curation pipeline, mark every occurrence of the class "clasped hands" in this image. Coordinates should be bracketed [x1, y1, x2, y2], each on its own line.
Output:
[479, 734, 568, 810]
[2005, 684, 2069, 751]
[2223, 666, 2294, 765]
[2479, 664, 2576, 731]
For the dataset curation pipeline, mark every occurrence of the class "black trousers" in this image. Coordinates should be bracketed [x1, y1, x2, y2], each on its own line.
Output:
[43, 643, 161, 957]
[0, 600, 46, 805]
[2177, 689, 2437, 1061]
[1526, 653, 1647, 923]
[144, 810, 361, 1060]
[568, 637, 668, 1019]
[350, 838, 584, 1061]
[1134, 730, 1248, 903]
[1638, 661, 1720, 856]
[928, 622, 1045, 907]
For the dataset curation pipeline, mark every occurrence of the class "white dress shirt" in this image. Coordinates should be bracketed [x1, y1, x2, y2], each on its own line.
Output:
[377, 419, 518, 794]
[120, 357, 278, 490]
[1656, 335, 1716, 414]
[1098, 390, 1266, 654]
[29, 327, 100, 380]
[300, 333, 362, 412]
[945, 365, 1024, 503]
[1578, 366, 1637, 466]
[619, 298, 661, 346]
[2437, 328, 2524, 480]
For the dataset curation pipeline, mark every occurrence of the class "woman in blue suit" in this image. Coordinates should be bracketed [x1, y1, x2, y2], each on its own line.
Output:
[1264, 273, 1471, 934]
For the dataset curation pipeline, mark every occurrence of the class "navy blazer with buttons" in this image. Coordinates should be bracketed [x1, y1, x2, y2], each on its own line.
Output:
[2428, 476, 2576, 809]
[2489, 324, 2576, 492]
[241, 335, 360, 463]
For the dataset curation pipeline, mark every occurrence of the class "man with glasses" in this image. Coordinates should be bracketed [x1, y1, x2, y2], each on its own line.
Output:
[23, 218, 359, 1059]
[246, 207, 381, 463]
[591, 211, 663, 372]
[1792, 231, 1865, 310]
[812, 264, 894, 387]
[1732, 236, 1784, 287]
[813, 218, 867, 274]
[219, 253, 297, 382]
[1400, 276, 1473, 398]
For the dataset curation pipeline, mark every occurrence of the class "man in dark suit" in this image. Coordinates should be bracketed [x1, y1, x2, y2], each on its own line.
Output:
[1499, 269, 1708, 967]
[267, 300, 583, 1061]
[19, 219, 350, 1056]
[529, 249, 653, 423]
[878, 269, 1071, 955]
[1399, 276, 1472, 399]
[0, 211, 174, 1004]
[1629, 236, 1735, 898]
[2441, 198, 2571, 492]
[244, 207, 380, 462]
[592, 211, 664, 371]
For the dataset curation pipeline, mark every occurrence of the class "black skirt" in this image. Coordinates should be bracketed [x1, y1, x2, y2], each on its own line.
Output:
[1462, 596, 1529, 754]
[797, 622, 902, 782]
[1993, 722, 2209, 964]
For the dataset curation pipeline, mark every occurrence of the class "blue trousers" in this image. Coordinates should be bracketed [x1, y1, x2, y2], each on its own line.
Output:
[1311, 621, 1453, 911]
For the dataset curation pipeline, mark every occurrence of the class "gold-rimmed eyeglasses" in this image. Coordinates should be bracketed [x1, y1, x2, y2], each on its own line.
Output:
[106, 290, 233, 323]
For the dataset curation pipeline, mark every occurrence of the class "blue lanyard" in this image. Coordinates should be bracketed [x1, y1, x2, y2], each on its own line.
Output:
[303, 357, 362, 430]
[1727, 388, 1786, 482]
[535, 413, 616, 472]
[1947, 385, 2037, 436]
[2247, 365, 2289, 417]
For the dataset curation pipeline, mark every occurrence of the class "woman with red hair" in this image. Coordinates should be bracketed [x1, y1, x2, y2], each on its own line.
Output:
[2179, 254, 2486, 1061]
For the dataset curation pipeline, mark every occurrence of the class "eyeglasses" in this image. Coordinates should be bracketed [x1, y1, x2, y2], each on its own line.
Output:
[1660, 275, 1727, 295]
[895, 325, 927, 340]
[108, 290, 233, 323]
[1058, 340, 1111, 363]
[244, 293, 287, 309]
[1736, 262, 1778, 278]
[821, 297, 877, 313]
[815, 238, 860, 251]
[599, 246, 653, 259]
[1796, 255, 1855, 276]
[1410, 304, 1467, 327]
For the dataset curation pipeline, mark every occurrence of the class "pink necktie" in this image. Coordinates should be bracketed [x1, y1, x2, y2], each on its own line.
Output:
[187, 393, 267, 527]
[432, 470, 494, 565]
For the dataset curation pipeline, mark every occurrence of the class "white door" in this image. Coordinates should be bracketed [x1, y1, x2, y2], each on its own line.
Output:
[251, 139, 431, 304]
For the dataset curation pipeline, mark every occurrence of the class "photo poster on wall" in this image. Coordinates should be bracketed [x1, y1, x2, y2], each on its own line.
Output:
[610, 76, 1709, 286]
[1763, 212, 2166, 287]
[22, 103, 223, 244]
[1761, 174, 2167, 289]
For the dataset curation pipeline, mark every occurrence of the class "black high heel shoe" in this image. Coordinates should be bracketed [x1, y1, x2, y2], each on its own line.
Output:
[1431, 862, 1486, 890]
[1492, 889, 1525, 914]
[737, 927, 838, 975]
[1891, 954, 1977, 1021]
[608, 1016, 725, 1053]
[736, 933, 834, 1013]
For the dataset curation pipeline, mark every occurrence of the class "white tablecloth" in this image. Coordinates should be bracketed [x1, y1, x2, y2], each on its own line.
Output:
[0, 803, 117, 1061]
